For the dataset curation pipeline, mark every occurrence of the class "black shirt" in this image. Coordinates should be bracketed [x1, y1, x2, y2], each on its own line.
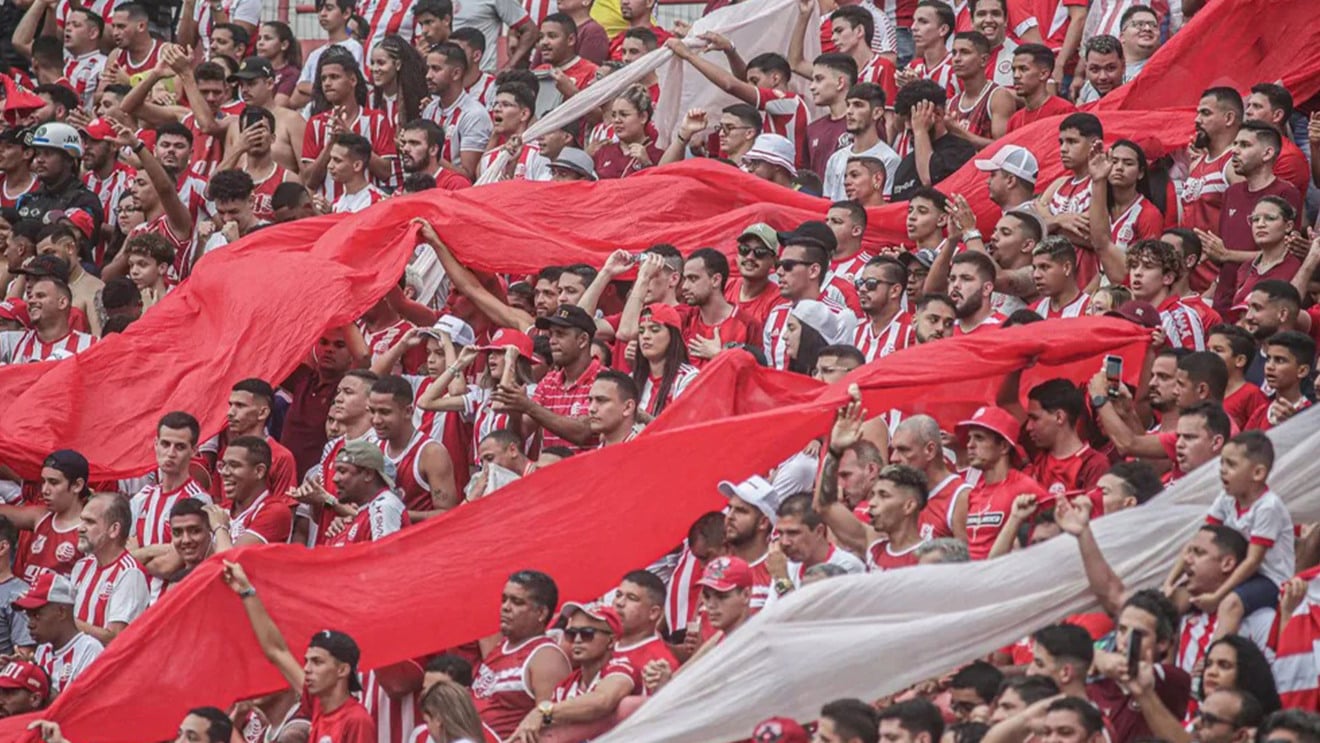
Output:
[890, 132, 979, 201]
[16, 172, 105, 233]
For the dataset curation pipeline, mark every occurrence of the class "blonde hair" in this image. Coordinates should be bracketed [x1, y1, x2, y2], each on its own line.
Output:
[421, 680, 486, 743]
[616, 83, 654, 122]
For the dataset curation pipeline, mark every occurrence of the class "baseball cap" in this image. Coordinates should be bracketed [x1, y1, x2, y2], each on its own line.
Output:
[419, 315, 475, 346]
[742, 133, 797, 177]
[558, 601, 624, 636]
[1106, 300, 1161, 329]
[790, 299, 853, 345]
[0, 298, 29, 327]
[753, 717, 811, 743]
[696, 555, 754, 593]
[717, 474, 782, 525]
[308, 629, 363, 693]
[42, 449, 90, 494]
[80, 118, 116, 142]
[54, 208, 95, 240]
[336, 439, 397, 491]
[898, 248, 937, 271]
[534, 304, 596, 337]
[476, 327, 537, 362]
[641, 303, 682, 330]
[777, 220, 837, 254]
[0, 661, 50, 704]
[738, 223, 780, 252]
[548, 147, 598, 181]
[13, 571, 75, 610]
[230, 56, 275, 82]
[955, 406, 1026, 463]
[973, 144, 1039, 184]
[13, 254, 71, 282]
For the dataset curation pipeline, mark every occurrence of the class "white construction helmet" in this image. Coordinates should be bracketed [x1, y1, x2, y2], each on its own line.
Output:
[28, 122, 84, 158]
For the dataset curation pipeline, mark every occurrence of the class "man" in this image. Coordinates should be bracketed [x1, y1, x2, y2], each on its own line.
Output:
[587, 370, 642, 446]
[902, 0, 958, 99]
[844, 155, 889, 207]
[107, 3, 164, 86]
[13, 3, 105, 110]
[495, 305, 602, 450]
[676, 555, 753, 665]
[451, 28, 495, 106]
[1027, 623, 1093, 699]
[815, 699, 881, 743]
[886, 414, 969, 540]
[948, 251, 1003, 335]
[222, 61, 305, 173]
[0, 517, 34, 660]
[1247, 331, 1315, 431]
[15, 122, 104, 231]
[510, 603, 626, 741]
[802, 53, 857, 176]
[327, 133, 388, 214]
[824, 83, 899, 200]
[762, 230, 855, 370]
[144, 498, 213, 587]
[0, 659, 49, 715]
[321, 439, 407, 547]
[33, 232, 99, 337]
[127, 412, 212, 584]
[1021, 379, 1109, 497]
[421, 42, 494, 180]
[611, 569, 679, 679]
[911, 292, 957, 344]
[15, 572, 101, 697]
[1074, 35, 1123, 104]
[199, 169, 268, 253]
[1037, 113, 1103, 288]
[741, 133, 798, 187]
[977, 144, 1039, 214]
[368, 374, 457, 519]
[472, 570, 570, 738]
[1006, 44, 1073, 133]
[74, 122, 132, 235]
[725, 224, 782, 329]
[301, 49, 396, 201]
[207, 437, 295, 549]
[853, 257, 911, 361]
[0, 128, 37, 210]
[479, 83, 551, 182]
[171, 709, 234, 743]
[1030, 237, 1090, 318]
[223, 561, 376, 741]
[1036, 698, 1107, 743]
[949, 662, 1002, 723]
[1, 450, 88, 582]
[1178, 87, 1243, 241]
[1244, 82, 1312, 197]
[414, 0, 454, 51]
[944, 32, 1014, 148]
[536, 14, 598, 95]
[876, 700, 944, 743]
[769, 493, 864, 596]
[680, 248, 759, 367]
[979, 211, 1042, 312]
[971, 0, 1015, 86]
[824, 201, 874, 302]
[0, 276, 94, 364]
[211, 378, 298, 504]
[293, 0, 364, 108]
[71, 494, 149, 644]
[716, 476, 777, 610]
[791, 4, 895, 105]
[1126, 239, 1205, 349]
[891, 79, 976, 199]
[960, 405, 1048, 560]
[400, 119, 470, 190]
[118, 124, 194, 275]
[1116, 6, 1158, 80]
[281, 328, 367, 482]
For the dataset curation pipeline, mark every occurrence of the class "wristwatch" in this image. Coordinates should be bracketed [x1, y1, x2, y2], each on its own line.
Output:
[238, 587, 256, 599]
[1090, 393, 1109, 410]
[323, 494, 340, 508]
[773, 578, 793, 597]
[962, 229, 983, 242]
[538, 700, 554, 726]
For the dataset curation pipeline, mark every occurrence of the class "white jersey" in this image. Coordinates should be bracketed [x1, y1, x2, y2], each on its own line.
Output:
[1207, 490, 1295, 586]
[63, 49, 106, 109]
[422, 91, 494, 163]
[332, 184, 389, 213]
[824, 139, 901, 200]
[0, 329, 95, 364]
[70, 551, 149, 628]
[477, 141, 553, 182]
[298, 40, 366, 87]
[34, 631, 103, 696]
[638, 364, 699, 415]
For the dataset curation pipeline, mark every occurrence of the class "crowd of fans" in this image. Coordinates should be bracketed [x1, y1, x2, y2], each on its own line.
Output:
[0, 0, 1319, 739]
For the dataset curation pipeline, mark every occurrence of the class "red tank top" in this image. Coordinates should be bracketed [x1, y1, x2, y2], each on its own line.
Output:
[18, 511, 81, 582]
[952, 81, 1002, 139]
[381, 431, 433, 512]
[472, 636, 565, 739]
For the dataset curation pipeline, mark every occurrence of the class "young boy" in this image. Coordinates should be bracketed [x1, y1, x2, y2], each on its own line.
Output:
[1198, 431, 1294, 640]
[1206, 323, 1268, 429]
[1246, 331, 1316, 431]
[123, 232, 176, 309]
[1125, 239, 1204, 350]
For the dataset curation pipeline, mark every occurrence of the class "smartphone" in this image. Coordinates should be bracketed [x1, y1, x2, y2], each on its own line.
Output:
[1104, 354, 1123, 396]
[1127, 628, 1145, 678]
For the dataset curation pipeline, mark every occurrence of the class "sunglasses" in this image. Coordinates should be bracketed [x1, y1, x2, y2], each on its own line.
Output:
[854, 278, 894, 291]
[777, 258, 808, 271]
[1196, 710, 1236, 728]
[563, 627, 611, 642]
[737, 245, 775, 259]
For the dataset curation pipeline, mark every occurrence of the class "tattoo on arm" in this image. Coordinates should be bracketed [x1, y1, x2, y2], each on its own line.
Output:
[818, 452, 841, 506]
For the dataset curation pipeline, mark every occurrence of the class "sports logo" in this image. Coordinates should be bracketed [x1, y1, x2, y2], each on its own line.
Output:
[30, 536, 46, 554]
[55, 542, 77, 562]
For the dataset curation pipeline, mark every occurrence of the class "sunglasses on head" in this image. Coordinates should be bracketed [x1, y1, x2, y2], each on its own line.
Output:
[563, 627, 611, 642]
[737, 245, 775, 259]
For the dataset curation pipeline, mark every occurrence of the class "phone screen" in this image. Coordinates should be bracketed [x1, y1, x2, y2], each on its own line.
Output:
[1127, 628, 1145, 677]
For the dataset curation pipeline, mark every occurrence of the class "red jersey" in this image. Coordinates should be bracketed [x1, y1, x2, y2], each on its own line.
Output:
[664, 544, 702, 634]
[17, 511, 80, 582]
[1026, 445, 1108, 499]
[747, 552, 773, 611]
[1276, 138, 1311, 197]
[949, 81, 1004, 140]
[380, 431, 440, 512]
[965, 469, 1050, 559]
[919, 473, 971, 541]
[302, 690, 378, 743]
[606, 25, 672, 61]
[1006, 96, 1075, 133]
[1019, 0, 1088, 49]
[208, 432, 298, 507]
[682, 308, 761, 367]
[1109, 194, 1164, 255]
[1181, 293, 1222, 331]
[184, 100, 246, 178]
[612, 636, 677, 695]
[0, 172, 36, 209]
[0, 329, 95, 364]
[907, 52, 961, 101]
[955, 311, 1008, 335]
[552, 658, 634, 701]
[753, 87, 810, 168]
[1156, 294, 1205, 350]
[111, 40, 164, 85]
[854, 312, 913, 362]
[359, 318, 421, 375]
[70, 550, 149, 628]
[472, 636, 568, 739]
[538, 56, 597, 92]
[34, 632, 102, 696]
[866, 537, 922, 571]
[1222, 382, 1269, 431]
[1031, 292, 1091, 319]
[1246, 395, 1313, 431]
[724, 278, 782, 329]
[302, 107, 397, 199]
[1045, 174, 1097, 286]
[530, 358, 603, 449]
[250, 162, 295, 221]
[1178, 148, 1234, 234]
[229, 490, 295, 545]
[859, 55, 898, 105]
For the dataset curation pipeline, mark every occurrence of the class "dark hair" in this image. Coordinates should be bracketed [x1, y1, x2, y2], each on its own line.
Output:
[1177, 351, 1229, 402]
[1163, 226, 1203, 262]
[261, 21, 303, 68]
[789, 321, 829, 377]
[1059, 112, 1103, 139]
[312, 46, 368, 115]
[1203, 636, 1280, 714]
[372, 36, 427, 124]
[212, 22, 250, 48]
[97, 493, 134, 544]
[915, 292, 956, 314]
[876, 699, 944, 742]
[403, 174, 436, 192]
[1013, 42, 1054, 69]
[1118, 3, 1157, 26]
[332, 132, 373, 163]
[917, 0, 956, 36]
[998, 675, 1060, 705]
[1202, 86, 1245, 120]
[1122, 588, 1178, 644]
[686, 247, 730, 292]
[68, 5, 106, 34]
[228, 435, 273, 469]
[1207, 323, 1257, 367]
[1250, 82, 1294, 123]
[271, 182, 311, 211]
[186, 707, 234, 743]
[1083, 34, 1123, 61]
[822, 700, 880, 743]
[1027, 378, 1085, 425]
[403, 118, 446, 152]
[156, 121, 195, 146]
[954, 30, 991, 56]
[1264, 330, 1317, 373]
[1105, 460, 1163, 505]
[496, 81, 537, 113]
[239, 105, 277, 136]
[907, 185, 949, 212]
[723, 103, 762, 134]
[541, 11, 577, 37]
[813, 52, 859, 84]
[1227, 429, 1275, 470]
[1200, 524, 1248, 563]
[158, 411, 201, 446]
[35, 83, 79, 114]
[620, 569, 667, 606]
[451, 26, 487, 52]
[952, 250, 997, 284]
[559, 262, 598, 286]
[169, 496, 207, 521]
[894, 79, 945, 115]
[1046, 697, 1104, 737]
[208, 169, 256, 202]
[0, 515, 17, 557]
[597, 368, 640, 405]
[113, 1, 150, 20]
[1240, 119, 1283, 160]
[124, 232, 176, 265]
[1179, 400, 1232, 443]
[233, 377, 274, 405]
[819, 344, 866, 367]
[832, 5, 875, 44]
[1032, 623, 1094, 669]
[415, 0, 454, 21]
[831, 199, 868, 230]
[776, 492, 824, 530]
[370, 374, 415, 407]
[424, 653, 474, 686]
[507, 569, 559, 620]
[945, 722, 989, 743]
[1249, 279, 1302, 309]
[623, 26, 659, 50]
[950, 662, 1003, 704]
[746, 52, 791, 80]
[1260, 710, 1320, 743]
[31, 38, 65, 70]
[688, 510, 727, 548]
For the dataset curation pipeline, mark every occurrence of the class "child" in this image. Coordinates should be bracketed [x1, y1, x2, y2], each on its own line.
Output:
[1200, 431, 1294, 639]
[1206, 323, 1268, 429]
[122, 232, 176, 309]
[1246, 331, 1315, 430]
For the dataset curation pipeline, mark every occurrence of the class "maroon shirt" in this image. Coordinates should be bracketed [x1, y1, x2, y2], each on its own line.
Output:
[280, 366, 344, 478]
[806, 115, 848, 177]
[593, 141, 664, 179]
[575, 18, 610, 64]
[1087, 665, 1191, 743]
[1212, 177, 1303, 313]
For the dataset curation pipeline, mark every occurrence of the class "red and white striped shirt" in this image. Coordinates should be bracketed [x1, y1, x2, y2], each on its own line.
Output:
[70, 550, 149, 628]
[639, 364, 698, 416]
[1031, 292, 1091, 319]
[853, 312, 913, 362]
[184, 100, 247, 178]
[302, 107, 398, 200]
[359, 318, 415, 374]
[111, 39, 164, 86]
[332, 183, 390, 213]
[467, 72, 498, 109]
[0, 329, 96, 364]
[130, 478, 213, 548]
[62, 50, 106, 109]
[463, 384, 537, 465]
[908, 52, 962, 101]
[753, 88, 810, 168]
[522, 0, 556, 25]
[1178, 148, 1234, 233]
[54, 0, 114, 27]
[859, 55, 898, 104]
[830, 252, 875, 285]
[249, 162, 294, 221]
[664, 543, 702, 634]
[919, 473, 971, 541]
[84, 162, 136, 231]
[422, 91, 493, 164]
[1047, 174, 1097, 285]
[1109, 194, 1164, 255]
[1156, 295, 1205, 350]
[363, 669, 421, 743]
[190, 0, 263, 53]
[130, 215, 192, 280]
[34, 632, 102, 696]
[361, 0, 416, 52]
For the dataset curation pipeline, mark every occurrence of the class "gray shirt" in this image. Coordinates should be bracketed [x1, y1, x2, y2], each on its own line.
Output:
[452, 0, 530, 72]
[0, 577, 34, 654]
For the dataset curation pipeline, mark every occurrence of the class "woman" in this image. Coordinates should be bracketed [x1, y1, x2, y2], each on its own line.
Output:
[416, 328, 539, 466]
[1217, 196, 1304, 311]
[591, 84, 663, 179]
[1086, 285, 1131, 316]
[1199, 635, 1281, 716]
[420, 680, 488, 743]
[368, 35, 426, 128]
[1089, 139, 1166, 285]
[256, 21, 302, 106]
[631, 304, 698, 418]
[786, 300, 841, 377]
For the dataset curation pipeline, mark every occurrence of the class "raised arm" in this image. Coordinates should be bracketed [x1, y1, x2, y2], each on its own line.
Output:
[664, 38, 759, 106]
[578, 249, 632, 339]
[815, 386, 874, 556]
[13, 0, 55, 59]
[413, 219, 536, 330]
[1087, 371, 1167, 459]
[615, 254, 666, 344]
[1055, 495, 1125, 615]
[223, 560, 306, 692]
[112, 121, 193, 240]
[786, 0, 816, 79]
[1087, 147, 1128, 285]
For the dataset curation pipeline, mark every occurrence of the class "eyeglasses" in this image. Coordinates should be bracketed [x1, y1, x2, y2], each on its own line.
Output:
[719, 124, 754, 135]
[777, 258, 807, 271]
[1248, 213, 1284, 224]
[738, 245, 776, 259]
[563, 627, 611, 642]
[1123, 19, 1158, 29]
[854, 278, 895, 291]
[1196, 710, 1236, 728]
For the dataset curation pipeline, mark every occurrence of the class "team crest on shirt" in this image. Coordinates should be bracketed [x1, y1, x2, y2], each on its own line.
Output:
[997, 60, 1011, 75]
[55, 542, 76, 562]
[1118, 224, 1134, 243]
[29, 536, 45, 554]
[100, 582, 114, 598]
[1048, 482, 1066, 497]
[1182, 177, 1203, 201]
[571, 401, 588, 416]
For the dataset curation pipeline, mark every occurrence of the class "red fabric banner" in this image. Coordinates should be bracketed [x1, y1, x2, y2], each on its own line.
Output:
[0, 319, 1149, 742]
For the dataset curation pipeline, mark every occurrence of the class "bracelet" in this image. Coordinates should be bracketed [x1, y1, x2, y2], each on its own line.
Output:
[962, 229, 982, 242]
[130, 140, 146, 154]
[238, 587, 256, 599]
[212, 525, 230, 533]
[677, 135, 690, 144]
[447, 364, 462, 376]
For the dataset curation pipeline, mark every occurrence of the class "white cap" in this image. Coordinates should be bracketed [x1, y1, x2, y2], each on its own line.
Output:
[28, 122, 83, 158]
[419, 315, 475, 346]
[974, 144, 1038, 183]
[717, 475, 782, 525]
[790, 299, 855, 345]
[742, 134, 797, 177]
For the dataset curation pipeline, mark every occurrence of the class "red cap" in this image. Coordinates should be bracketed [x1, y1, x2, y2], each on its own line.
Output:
[559, 601, 624, 636]
[13, 571, 75, 610]
[0, 298, 28, 327]
[1106, 300, 1161, 329]
[60, 209, 95, 240]
[696, 556, 753, 592]
[753, 718, 811, 743]
[476, 328, 536, 362]
[642, 303, 683, 330]
[955, 406, 1026, 463]
[0, 661, 48, 703]
[81, 117, 116, 142]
